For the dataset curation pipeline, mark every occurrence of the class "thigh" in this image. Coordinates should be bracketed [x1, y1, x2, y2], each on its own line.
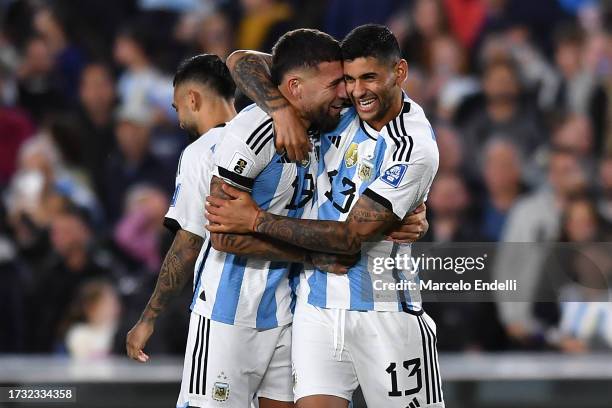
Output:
[292, 302, 358, 403]
[350, 311, 445, 408]
[257, 323, 294, 404]
[177, 313, 256, 408]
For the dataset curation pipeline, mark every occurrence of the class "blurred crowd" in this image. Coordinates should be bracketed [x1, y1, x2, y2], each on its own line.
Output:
[0, 0, 611, 358]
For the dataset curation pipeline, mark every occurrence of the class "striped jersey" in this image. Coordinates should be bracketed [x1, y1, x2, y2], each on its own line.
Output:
[194, 104, 316, 329]
[298, 95, 439, 313]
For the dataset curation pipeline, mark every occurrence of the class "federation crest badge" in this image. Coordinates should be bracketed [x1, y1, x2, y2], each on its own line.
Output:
[344, 143, 358, 168]
[357, 160, 374, 181]
[212, 372, 230, 402]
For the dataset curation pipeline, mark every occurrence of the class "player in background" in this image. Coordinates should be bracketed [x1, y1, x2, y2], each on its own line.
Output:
[126, 54, 237, 364]
[207, 24, 443, 408]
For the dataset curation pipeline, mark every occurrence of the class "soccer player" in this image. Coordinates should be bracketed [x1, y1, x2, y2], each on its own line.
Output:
[207, 24, 444, 408]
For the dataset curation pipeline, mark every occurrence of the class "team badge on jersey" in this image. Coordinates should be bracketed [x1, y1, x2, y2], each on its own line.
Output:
[344, 143, 358, 167]
[357, 159, 374, 181]
[380, 164, 408, 187]
[212, 372, 230, 402]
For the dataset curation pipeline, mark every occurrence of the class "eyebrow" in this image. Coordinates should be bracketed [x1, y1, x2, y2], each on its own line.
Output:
[328, 77, 344, 87]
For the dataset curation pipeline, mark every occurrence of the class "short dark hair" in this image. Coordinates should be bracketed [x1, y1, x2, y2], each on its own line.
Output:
[341, 24, 401, 64]
[270, 29, 341, 86]
[173, 54, 236, 100]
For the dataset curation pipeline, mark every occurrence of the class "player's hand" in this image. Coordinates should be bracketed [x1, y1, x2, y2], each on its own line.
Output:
[126, 320, 154, 363]
[386, 203, 428, 243]
[310, 252, 359, 274]
[206, 184, 261, 234]
[271, 105, 311, 162]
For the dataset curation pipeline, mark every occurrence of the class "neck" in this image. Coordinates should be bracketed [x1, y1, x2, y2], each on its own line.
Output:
[368, 89, 403, 131]
[196, 99, 237, 136]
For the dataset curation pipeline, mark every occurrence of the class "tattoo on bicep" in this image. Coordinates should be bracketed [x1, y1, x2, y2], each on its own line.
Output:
[233, 54, 288, 113]
[210, 176, 232, 200]
[141, 230, 203, 323]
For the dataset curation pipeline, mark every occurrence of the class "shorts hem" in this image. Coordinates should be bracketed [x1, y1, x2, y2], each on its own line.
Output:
[256, 391, 294, 402]
[294, 387, 352, 403]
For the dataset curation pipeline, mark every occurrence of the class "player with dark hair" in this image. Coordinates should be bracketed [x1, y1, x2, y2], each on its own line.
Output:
[208, 24, 442, 408]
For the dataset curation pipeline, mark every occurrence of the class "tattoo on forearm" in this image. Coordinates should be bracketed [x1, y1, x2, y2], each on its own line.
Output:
[233, 54, 288, 114]
[209, 176, 306, 262]
[140, 230, 203, 323]
[254, 196, 397, 254]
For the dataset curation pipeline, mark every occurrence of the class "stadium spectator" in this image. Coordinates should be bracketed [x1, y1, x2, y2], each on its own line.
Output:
[113, 23, 174, 125]
[479, 138, 524, 242]
[28, 207, 113, 352]
[494, 148, 589, 347]
[551, 23, 609, 152]
[113, 185, 169, 273]
[33, 5, 87, 101]
[63, 279, 121, 359]
[16, 36, 67, 121]
[75, 63, 118, 199]
[425, 172, 479, 242]
[194, 11, 234, 59]
[101, 105, 173, 223]
[457, 57, 545, 183]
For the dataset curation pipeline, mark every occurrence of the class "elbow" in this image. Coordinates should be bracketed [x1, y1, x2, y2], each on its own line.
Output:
[226, 50, 248, 73]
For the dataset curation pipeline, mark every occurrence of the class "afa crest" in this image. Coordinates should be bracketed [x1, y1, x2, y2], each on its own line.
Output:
[212, 372, 230, 402]
[357, 161, 373, 181]
[344, 143, 358, 168]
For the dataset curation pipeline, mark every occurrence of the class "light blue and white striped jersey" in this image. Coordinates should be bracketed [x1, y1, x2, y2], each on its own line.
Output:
[192, 104, 316, 329]
[298, 95, 439, 313]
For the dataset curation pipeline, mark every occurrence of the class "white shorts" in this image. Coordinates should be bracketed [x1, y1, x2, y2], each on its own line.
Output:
[177, 312, 293, 408]
[292, 301, 444, 408]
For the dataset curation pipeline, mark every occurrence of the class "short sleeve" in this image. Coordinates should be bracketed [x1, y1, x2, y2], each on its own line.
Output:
[164, 148, 208, 238]
[364, 138, 438, 219]
[213, 118, 275, 191]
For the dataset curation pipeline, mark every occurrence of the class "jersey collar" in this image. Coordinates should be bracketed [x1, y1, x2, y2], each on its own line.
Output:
[358, 93, 411, 140]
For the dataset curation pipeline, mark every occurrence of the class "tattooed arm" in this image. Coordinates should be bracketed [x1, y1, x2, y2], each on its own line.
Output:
[207, 183, 399, 255]
[226, 50, 309, 161]
[126, 229, 203, 362]
[208, 175, 308, 262]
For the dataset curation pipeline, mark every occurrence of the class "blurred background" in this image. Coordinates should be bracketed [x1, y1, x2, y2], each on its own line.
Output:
[0, 0, 611, 407]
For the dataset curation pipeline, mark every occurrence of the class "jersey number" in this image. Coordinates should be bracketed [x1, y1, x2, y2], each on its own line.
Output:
[386, 359, 422, 397]
[324, 170, 356, 213]
[286, 174, 314, 210]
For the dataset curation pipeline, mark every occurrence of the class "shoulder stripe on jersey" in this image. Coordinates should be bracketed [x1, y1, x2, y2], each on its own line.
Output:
[388, 117, 414, 162]
[416, 316, 431, 404]
[177, 150, 185, 176]
[327, 134, 341, 148]
[217, 166, 255, 190]
[246, 118, 273, 146]
[254, 130, 274, 154]
[363, 188, 393, 213]
[385, 123, 402, 159]
[248, 123, 274, 151]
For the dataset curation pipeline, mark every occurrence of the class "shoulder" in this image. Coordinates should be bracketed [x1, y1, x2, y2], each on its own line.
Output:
[382, 98, 438, 163]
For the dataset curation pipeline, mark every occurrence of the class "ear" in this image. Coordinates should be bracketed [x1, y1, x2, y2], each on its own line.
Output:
[395, 59, 408, 86]
[189, 89, 202, 112]
[286, 76, 302, 100]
